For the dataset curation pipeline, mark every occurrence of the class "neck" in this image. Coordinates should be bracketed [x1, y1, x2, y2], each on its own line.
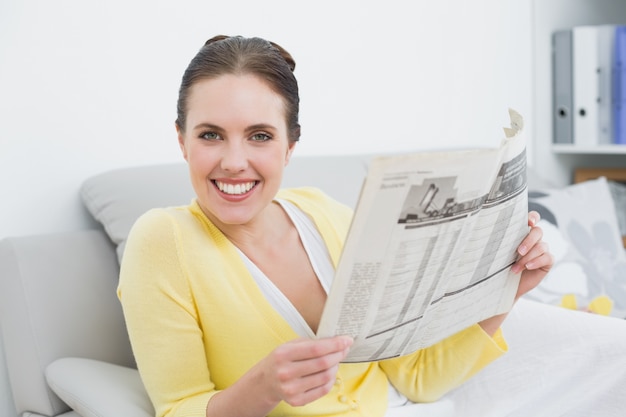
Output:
[208, 201, 290, 251]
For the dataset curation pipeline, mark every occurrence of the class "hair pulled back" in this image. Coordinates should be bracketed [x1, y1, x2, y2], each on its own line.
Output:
[176, 35, 301, 142]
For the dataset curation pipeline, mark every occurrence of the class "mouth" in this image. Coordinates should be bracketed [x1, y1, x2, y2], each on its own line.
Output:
[213, 180, 258, 196]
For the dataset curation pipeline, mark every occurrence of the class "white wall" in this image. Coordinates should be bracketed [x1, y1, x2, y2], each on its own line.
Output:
[0, 0, 533, 241]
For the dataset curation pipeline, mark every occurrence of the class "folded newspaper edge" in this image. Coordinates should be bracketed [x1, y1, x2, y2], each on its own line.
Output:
[317, 109, 528, 363]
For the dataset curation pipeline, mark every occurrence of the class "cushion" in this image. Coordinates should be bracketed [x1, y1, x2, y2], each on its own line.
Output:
[46, 357, 154, 417]
[525, 177, 626, 318]
[80, 163, 194, 261]
[607, 180, 626, 239]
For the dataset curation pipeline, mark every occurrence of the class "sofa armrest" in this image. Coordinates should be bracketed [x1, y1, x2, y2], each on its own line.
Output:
[0, 230, 136, 417]
[46, 358, 153, 417]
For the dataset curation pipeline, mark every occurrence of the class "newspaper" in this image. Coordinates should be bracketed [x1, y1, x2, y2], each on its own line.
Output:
[316, 109, 529, 362]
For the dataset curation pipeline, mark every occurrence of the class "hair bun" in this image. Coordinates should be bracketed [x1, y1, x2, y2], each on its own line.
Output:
[268, 41, 296, 72]
[204, 35, 230, 46]
[203, 35, 296, 72]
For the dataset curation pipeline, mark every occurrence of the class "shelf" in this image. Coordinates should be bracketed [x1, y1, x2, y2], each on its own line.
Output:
[552, 144, 626, 154]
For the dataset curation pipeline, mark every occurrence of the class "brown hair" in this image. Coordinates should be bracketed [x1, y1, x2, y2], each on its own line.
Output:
[175, 35, 301, 142]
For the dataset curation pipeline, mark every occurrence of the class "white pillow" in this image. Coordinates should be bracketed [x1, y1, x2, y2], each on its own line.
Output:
[46, 357, 154, 417]
[607, 180, 626, 238]
[526, 177, 626, 317]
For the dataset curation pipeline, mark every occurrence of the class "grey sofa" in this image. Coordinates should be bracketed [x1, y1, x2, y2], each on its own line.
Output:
[0, 155, 370, 417]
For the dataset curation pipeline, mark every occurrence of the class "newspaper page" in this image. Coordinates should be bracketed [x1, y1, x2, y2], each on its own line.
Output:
[316, 109, 528, 362]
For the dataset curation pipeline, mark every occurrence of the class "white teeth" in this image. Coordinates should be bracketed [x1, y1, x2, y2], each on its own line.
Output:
[215, 181, 256, 195]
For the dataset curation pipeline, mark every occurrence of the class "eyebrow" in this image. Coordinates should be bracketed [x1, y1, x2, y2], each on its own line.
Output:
[245, 123, 277, 133]
[192, 123, 278, 134]
[192, 123, 224, 133]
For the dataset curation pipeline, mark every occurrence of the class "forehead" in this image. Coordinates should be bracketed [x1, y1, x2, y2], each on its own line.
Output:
[185, 74, 287, 128]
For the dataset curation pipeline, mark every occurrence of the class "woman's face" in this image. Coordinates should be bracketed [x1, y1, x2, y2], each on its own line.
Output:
[177, 74, 295, 229]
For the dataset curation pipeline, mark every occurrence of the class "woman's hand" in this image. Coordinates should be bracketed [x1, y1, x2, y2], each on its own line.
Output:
[259, 336, 353, 407]
[511, 210, 554, 301]
[478, 211, 554, 336]
[206, 335, 353, 417]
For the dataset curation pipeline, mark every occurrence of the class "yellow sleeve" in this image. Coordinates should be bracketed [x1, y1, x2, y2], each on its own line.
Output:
[117, 208, 216, 417]
[379, 324, 508, 403]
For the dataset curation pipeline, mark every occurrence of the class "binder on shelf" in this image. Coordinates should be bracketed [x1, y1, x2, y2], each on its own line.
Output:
[553, 30, 573, 144]
[552, 24, 626, 147]
[597, 25, 617, 144]
[613, 26, 626, 144]
[572, 26, 601, 146]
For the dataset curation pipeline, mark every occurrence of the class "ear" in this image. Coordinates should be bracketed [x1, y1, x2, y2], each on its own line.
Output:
[285, 140, 296, 166]
[176, 123, 188, 161]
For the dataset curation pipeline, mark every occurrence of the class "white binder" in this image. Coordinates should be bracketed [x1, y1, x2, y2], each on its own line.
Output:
[572, 26, 601, 146]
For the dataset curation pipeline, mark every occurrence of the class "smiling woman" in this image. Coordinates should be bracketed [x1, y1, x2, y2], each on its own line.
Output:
[176, 73, 296, 229]
[116, 35, 626, 417]
[173, 36, 300, 232]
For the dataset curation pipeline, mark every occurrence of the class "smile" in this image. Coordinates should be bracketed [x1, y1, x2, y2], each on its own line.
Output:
[213, 180, 257, 195]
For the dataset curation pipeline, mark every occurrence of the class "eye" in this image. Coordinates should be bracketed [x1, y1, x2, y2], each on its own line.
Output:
[251, 132, 272, 142]
[199, 131, 221, 141]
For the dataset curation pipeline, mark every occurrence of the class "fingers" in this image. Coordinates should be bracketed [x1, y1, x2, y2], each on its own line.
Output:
[273, 336, 351, 381]
[510, 211, 555, 299]
[512, 212, 554, 274]
[513, 239, 552, 274]
[267, 336, 353, 407]
[513, 225, 543, 271]
[528, 210, 540, 227]
[277, 361, 340, 406]
[523, 247, 554, 271]
[514, 250, 555, 300]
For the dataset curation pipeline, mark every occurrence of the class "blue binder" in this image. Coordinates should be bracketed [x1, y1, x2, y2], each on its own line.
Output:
[613, 26, 626, 144]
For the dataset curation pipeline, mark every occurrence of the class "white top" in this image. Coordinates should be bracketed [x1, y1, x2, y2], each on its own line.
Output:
[235, 199, 335, 338]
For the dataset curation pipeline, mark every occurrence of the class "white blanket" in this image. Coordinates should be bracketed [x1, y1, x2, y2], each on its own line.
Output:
[386, 298, 626, 416]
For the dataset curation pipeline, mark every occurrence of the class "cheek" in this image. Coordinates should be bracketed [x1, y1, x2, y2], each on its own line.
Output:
[263, 149, 290, 174]
[187, 146, 216, 169]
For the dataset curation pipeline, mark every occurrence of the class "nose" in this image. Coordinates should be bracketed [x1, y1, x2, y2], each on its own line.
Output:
[220, 140, 248, 173]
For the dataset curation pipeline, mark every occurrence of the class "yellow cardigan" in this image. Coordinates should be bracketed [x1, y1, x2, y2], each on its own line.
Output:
[118, 187, 507, 417]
